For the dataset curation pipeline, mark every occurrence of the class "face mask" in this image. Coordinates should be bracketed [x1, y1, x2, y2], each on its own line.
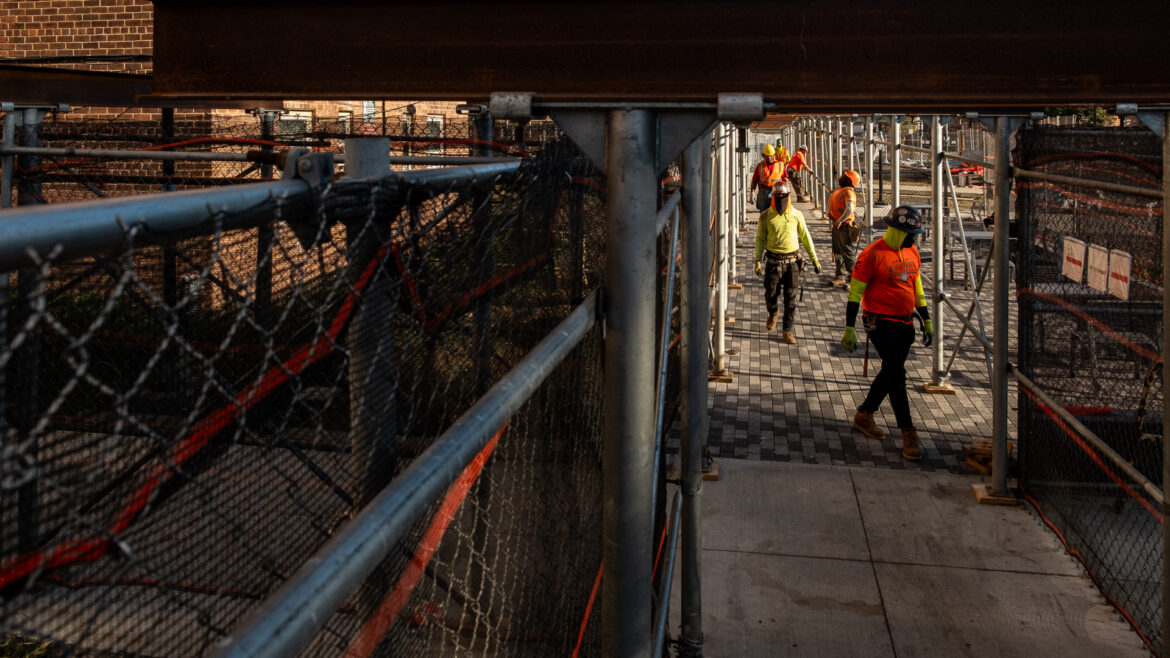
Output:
[901, 234, 917, 249]
[774, 194, 790, 210]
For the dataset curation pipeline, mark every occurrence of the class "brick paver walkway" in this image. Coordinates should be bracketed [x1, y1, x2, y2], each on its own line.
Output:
[703, 199, 1018, 472]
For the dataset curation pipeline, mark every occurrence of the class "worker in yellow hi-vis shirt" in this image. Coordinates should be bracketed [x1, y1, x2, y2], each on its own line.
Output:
[754, 181, 822, 344]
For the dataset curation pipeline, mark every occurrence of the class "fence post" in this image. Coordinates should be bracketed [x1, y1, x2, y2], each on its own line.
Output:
[892, 115, 901, 207]
[990, 116, 1014, 498]
[602, 108, 656, 658]
[0, 108, 14, 208]
[1161, 109, 1170, 658]
[679, 135, 707, 656]
[713, 128, 728, 376]
[848, 117, 856, 172]
[343, 138, 397, 505]
[865, 117, 875, 242]
[929, 115, 948, 389]
[14, 107, 45, 550]
[834, 117, 842, 180]
[255, 109, 279, 330]
[726, 125, 737, 289]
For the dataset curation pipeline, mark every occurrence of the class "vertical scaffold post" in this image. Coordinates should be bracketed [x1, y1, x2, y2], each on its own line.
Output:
[848, 117, 857, 172]
[892, 115, 902, 207]
[714, 128, 728, 375]
[726, 126, 736, 287]
[865, 117, 875, 242]
[930, 116, 946, 386]
[602, 108, 656, 658]
[15, 107, 45, 550]
[833, 117, 842, 179]
[817, 118, 826, 210]
[990, 117, 1012, 497]
[679, 134, 707, 658]
[255, 109, 278, 330]
[343, 138, 397, 506]
[0, 108, 14, 208]
[1160, 109, 1170, 658]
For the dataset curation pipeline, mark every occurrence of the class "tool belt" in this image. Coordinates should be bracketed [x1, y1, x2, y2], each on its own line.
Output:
[862, 311, 914, 330]
[764, 250, 800, 264]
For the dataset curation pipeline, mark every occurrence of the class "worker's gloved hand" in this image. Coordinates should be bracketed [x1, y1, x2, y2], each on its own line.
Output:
[922, 319, 934, 346]
[841, 326, 859, 352]
[813, 262, 822, 274]
[754, 261, 763, 277]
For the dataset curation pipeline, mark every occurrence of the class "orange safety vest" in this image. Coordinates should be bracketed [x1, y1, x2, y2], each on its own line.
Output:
[828, 187, 857, 228]
[754, 160, 785, 188]
[852, 239, 921, 318]
[788, 151, 807, 172]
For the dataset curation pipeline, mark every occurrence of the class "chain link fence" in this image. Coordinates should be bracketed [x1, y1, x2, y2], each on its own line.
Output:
[5, 109, 563, 205]
[1015, 123, 1163, 653]
[0, 123, 643, 656]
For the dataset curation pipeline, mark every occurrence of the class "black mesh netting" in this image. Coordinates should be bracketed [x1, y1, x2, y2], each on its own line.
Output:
[0, 131, 622, 656]
[1015, 123, 1163, 652]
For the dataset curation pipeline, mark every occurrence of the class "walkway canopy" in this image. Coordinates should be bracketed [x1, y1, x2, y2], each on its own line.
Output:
[149, 0, 1170, 110]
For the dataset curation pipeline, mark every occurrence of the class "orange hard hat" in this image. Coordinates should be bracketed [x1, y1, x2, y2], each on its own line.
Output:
[843, 170, 861, 187]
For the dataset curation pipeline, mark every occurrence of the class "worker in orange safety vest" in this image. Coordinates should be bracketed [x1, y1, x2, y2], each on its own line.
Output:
[750, 143, 787, 212]
[827, 169, 862, 288]
[786, 146, 810, 202]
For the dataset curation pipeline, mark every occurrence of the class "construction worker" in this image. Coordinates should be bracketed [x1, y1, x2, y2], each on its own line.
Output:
[827, 170, 863, 288]
[787, 146, 810, 202]
[775, 141, 790, 169]
[750, 143, 786, 211]
[754, 180, 822, 344]
[839, 205, 934, 461]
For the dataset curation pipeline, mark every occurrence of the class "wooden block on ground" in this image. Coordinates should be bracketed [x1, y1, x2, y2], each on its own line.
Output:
[971, 483, 1017, 506]
[728, 283, 743, 290]
[708, 370, 733, 383]
[725, 316, 736, 326]
[702, 459, 720, 481]
[922, 382, 956, 395]
[965, 456, 990, 474]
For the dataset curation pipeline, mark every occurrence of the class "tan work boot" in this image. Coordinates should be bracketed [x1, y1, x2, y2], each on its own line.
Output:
[766, 312, 778, 331]
[851, 409, 884, 439]
[781, 331, 797, 344]
[901, 428, 923, 461]
[831, 278, 846, 287]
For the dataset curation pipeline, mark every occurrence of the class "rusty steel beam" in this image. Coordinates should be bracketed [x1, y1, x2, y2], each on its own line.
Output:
[151, 1, 1170, 110]
[0, 64, 261, 109]
[0, 65, 152, 106]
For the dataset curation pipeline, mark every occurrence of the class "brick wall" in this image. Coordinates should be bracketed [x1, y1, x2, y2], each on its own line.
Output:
[0, 0, 153, 74]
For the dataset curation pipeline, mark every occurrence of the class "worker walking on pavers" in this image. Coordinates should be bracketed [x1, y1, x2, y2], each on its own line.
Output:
[827, 170, 863, 288]
[775, 141, 789, 170]
[839, 205, 934, 461]
[786, 145, 810, 202]
[750, 143, 787, 212]
[754, 180, 821, 344]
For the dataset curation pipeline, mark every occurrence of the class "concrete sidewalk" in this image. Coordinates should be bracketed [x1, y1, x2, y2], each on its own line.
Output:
[669, 459, 1147, 657]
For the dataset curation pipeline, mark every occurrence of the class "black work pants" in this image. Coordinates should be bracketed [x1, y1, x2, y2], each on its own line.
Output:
[831, 222, 862, 280]
[859, 318, 916, 429]
[788, 169, 807, 199]
[764, 258, 801, 331]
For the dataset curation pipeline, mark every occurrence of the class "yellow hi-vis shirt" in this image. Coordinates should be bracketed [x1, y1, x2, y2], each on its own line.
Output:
[754, 205, 821, 269]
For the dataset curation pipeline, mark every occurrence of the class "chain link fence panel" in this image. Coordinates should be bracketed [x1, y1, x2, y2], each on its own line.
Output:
[1015, 123, 1163, 653]
[0, 127, 622, 657]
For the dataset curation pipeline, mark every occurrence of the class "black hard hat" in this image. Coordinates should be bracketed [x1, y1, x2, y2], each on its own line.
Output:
[885, 205, 926, 235]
